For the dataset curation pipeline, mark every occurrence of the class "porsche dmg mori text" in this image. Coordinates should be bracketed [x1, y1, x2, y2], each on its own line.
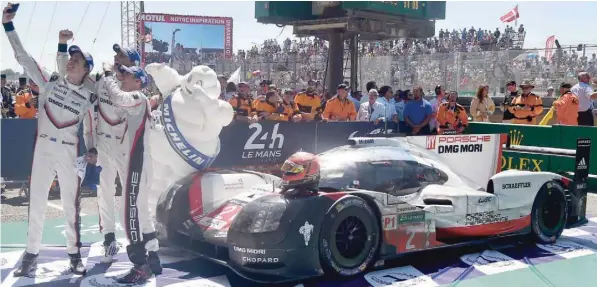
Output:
[436, 135, 490, 154]
[502, 182, 531, 189]
[47, 98, 81, 115]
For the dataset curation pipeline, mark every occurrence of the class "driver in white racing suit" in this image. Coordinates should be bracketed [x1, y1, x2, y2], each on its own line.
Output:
[3, 4, 97, 277]
[101, 64, 161, 283]
[56, 43, 149, 266]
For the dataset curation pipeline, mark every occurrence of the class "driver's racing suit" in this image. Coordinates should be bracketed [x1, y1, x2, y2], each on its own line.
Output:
[102, 75, 161, 280]
[57, 57, 127, 262]
[4, 22, 96, 275]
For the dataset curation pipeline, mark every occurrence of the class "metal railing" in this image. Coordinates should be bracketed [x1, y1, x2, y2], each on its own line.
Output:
[211, 44, 597, 96]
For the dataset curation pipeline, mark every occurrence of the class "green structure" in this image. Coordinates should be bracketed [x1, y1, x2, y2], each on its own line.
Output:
[467, 123, 597, 189]
[255, 1, 446, 92]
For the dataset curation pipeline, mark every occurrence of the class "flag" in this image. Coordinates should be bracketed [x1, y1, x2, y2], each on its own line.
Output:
[227, 67, 241, 85]
[500, 5, 519, 23]
[545, 35, 556, 60]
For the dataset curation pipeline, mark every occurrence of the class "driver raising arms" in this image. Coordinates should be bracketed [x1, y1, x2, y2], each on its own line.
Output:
[3, 3, 97, 277]
[280, 152, 321, 195]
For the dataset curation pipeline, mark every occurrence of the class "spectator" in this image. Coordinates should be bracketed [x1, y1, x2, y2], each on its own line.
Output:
[572, 72, 597, 126]
[470, 84, 495, 122]
[437, 91, 468, 134]
[229, 82, 257, 122]
[508, 80, 544, 125]
[376, 86, 399, 129]
[217, 74, 227, 97]
[429, 85, 447, 133]
[221, 82, 237, 101]
[294, 87, 322, 122]
[1, 73, 16, 118]
[395, 90, 410, 131]
[14, 78, 37, 119]
[500, 80, 518, 123]
[403, 86, 433, 135]
[553, 82, 579, 125]
[356, 89, 385, 122]
[254, 90, 299, 122]
[322, 84, 356, 122]
[280, 89, 302, 122]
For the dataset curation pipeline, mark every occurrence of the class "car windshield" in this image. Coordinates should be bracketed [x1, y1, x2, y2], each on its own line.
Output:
[317, 146, 448, 195]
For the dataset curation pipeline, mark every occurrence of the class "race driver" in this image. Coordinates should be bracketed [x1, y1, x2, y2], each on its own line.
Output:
[57, 42, 143, 264]
[3, 4, 97, 277]
[280, 151, 321, 196]
[101, 63, 161, 283]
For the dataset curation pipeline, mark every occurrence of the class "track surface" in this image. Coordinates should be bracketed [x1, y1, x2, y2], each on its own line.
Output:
[2, 189, 597, 287]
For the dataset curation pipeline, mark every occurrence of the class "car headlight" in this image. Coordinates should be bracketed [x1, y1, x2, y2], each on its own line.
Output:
[232, 202, 286, 233]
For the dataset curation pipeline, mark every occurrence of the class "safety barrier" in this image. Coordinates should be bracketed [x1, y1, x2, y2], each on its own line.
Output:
[466, 122, 597, 189]
[0, 119, 378, 181]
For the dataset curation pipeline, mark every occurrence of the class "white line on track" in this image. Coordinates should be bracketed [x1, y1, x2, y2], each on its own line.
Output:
[47, 202, 88, 216]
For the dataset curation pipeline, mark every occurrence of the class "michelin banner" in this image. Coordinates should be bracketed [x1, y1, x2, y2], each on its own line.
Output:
[0, 119, 375, 181]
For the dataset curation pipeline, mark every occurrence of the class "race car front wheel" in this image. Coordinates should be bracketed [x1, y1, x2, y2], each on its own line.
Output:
[530, 181, 568, 244]
[319, 196, 380, 277]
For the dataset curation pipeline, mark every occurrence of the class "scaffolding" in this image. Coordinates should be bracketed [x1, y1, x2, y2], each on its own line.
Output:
[120, 1, 143, 52]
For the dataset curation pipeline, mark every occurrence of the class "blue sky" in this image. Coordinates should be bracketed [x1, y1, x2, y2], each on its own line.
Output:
[148, 22, 225, 51]
[1, 1, 596, 73]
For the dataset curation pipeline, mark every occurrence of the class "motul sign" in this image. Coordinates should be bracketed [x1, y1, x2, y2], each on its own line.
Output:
[138, 14, 166, 22]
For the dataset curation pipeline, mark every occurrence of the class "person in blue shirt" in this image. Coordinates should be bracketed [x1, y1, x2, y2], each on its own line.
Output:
[403, 86, 433, 135]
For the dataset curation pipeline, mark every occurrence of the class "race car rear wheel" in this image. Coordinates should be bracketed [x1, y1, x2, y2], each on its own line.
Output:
[531, 181, 568, 244]
[319, 196, 380, 276]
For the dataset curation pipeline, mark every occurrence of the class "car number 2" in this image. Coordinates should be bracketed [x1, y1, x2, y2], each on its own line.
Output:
[405, 229, 416, 250]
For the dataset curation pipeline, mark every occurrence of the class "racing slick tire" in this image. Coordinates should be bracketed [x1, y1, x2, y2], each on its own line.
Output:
[319, 196, 380, 277]
[530, 180, 568, 244]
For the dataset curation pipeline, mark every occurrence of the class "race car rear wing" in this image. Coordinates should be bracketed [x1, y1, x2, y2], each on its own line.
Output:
[506, 135, 591, 226]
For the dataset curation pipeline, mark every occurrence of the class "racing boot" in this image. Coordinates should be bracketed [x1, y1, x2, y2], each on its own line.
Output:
[69, 252, 87, 275]
[101, 232, 121, 263]
[144, 232, 162, 275]
[118, 243, 152, 284]
[117, 263, 152, 284]
[13, 252, 38, 277]
[147, 252, 162, 275]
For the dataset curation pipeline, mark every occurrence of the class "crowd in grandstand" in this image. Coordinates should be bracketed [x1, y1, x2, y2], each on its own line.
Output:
[4, 24, 597, 127]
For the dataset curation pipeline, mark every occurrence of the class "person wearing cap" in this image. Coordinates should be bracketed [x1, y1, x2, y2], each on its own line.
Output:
[100, 63, 162, 283]
[546, 86, 555, 98]
[281, 89, 302, 122]
[500, 80, 519, 123]
[13, 78, 38, 119]
[254, 90, 301, 122]
[572, 72, 597, 126]
[437, 92, 469, 134]
[356, 89, 385, 122]
[57, 35, 147, 266]
[322, 84, 356, 122]
[553, 82, 579, 126]
[294, 86, 322, 122]
[507, 80, 544, 125]
[229, 81, 258, 122]
[3, 4, 98, 277]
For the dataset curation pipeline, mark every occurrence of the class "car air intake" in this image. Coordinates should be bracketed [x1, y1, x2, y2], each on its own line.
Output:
[423, 198, 452, 205]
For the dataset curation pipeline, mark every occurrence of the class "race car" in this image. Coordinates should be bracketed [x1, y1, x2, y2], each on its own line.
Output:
[155, 133, 590, 283]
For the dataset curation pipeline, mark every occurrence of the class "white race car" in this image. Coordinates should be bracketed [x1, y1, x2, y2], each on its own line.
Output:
[155, 133, 590, 282]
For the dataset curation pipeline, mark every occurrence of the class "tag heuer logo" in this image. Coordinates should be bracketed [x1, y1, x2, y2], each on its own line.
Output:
[577, 158, 587, 170]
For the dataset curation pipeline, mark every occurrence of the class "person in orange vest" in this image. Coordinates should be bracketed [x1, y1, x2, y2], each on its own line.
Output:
[254, 90, 301, 122]
[294, 87, 322, 122]
[553, 82, 579, 125]
[322, 84, 357, 122]
[507, 80, 544, 125]
[229, 82, 258, 122]
[14, 78, 37, 119]
[436, 91, 469, 134]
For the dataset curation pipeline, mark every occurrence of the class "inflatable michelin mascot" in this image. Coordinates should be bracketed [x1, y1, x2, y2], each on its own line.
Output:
[144, 63, 234, 217]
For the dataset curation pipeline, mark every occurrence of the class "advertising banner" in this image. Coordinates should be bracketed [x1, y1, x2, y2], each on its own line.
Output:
[138, 13, 233, 74]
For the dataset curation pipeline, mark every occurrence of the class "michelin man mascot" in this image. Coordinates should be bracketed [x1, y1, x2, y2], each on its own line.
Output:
[144, 63, 234, 218]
